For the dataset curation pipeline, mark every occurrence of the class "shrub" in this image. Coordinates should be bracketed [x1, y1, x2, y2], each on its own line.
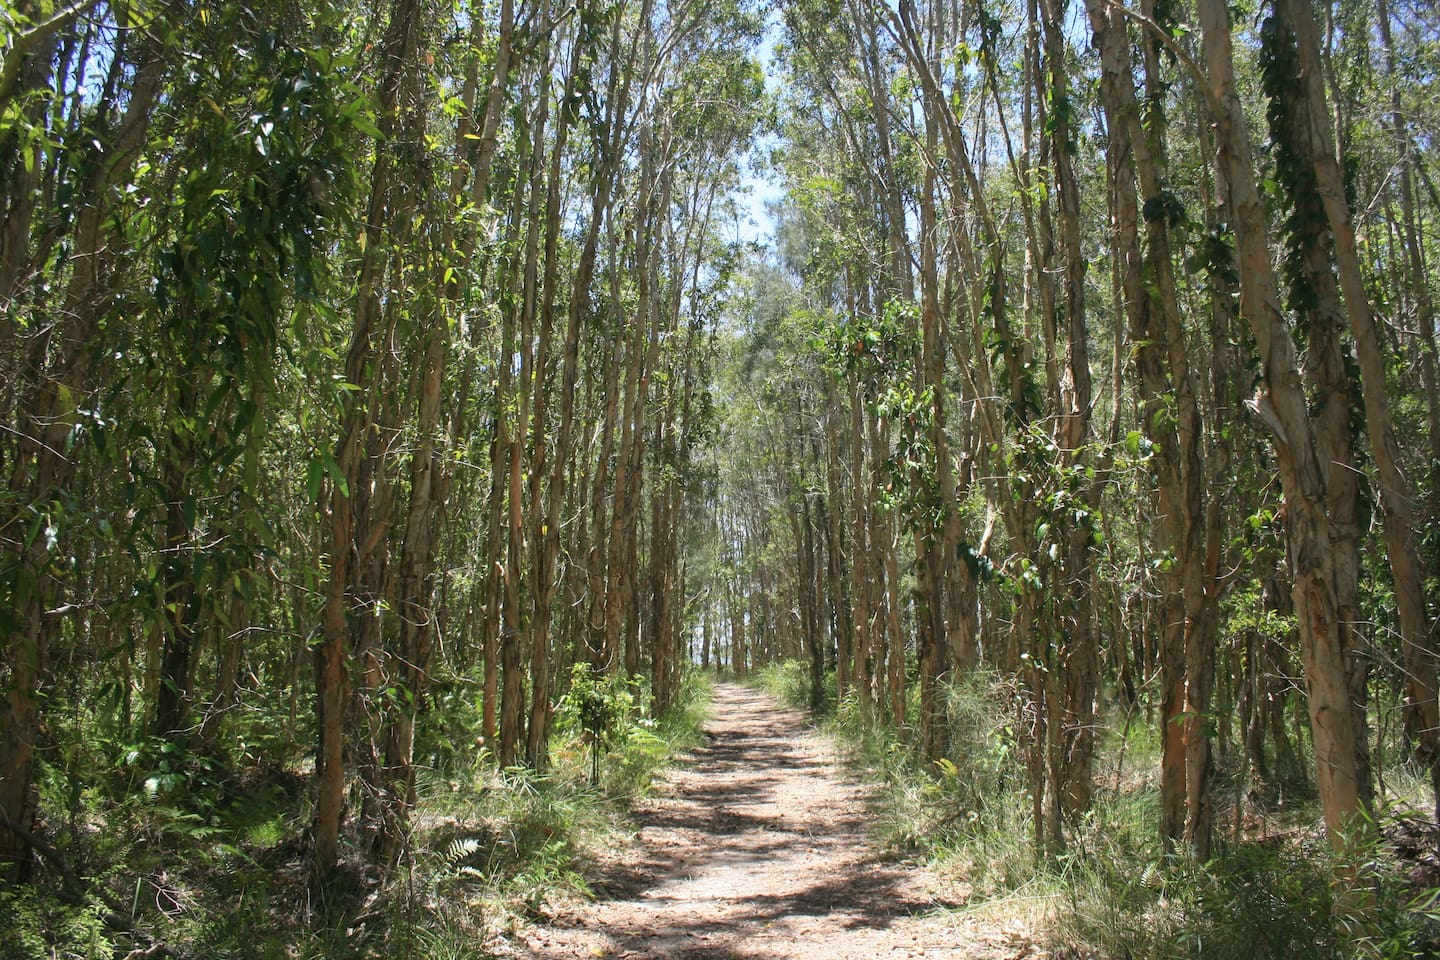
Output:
[752, 659, 812, 709]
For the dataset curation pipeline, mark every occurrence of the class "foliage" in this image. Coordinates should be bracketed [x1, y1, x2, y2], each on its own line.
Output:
[555, 664, 647, 788]
[816, 673, 1440, 959]
[824, 671, 1039, 894]
[5, 0, 1440, 956]
[8, 669, 712, 959]
[1057, 821, 1440, 960]
[752, 659, 827, 712]
[0, 886, 113, 960]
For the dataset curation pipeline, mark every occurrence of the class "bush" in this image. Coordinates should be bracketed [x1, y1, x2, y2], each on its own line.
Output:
[750, 659, 808, 708]
[6, 667, 715, 960]
[752, 659, 832, 712]
[0, 887, 113, 960]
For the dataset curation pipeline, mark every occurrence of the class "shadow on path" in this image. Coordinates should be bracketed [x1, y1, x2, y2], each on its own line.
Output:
[514, 683, 982, 960]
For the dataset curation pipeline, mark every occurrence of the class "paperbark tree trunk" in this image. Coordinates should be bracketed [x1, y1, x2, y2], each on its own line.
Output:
[1281, 0, 1440, 817]
[1038, 0, 1099, 827]
[1196, 0, 1368, 854]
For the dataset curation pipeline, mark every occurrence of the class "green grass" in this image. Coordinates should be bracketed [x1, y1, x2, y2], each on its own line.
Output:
[761, 660, 1440, 960]
[12, 671, 714, 960]
[750, 660, 827, 711]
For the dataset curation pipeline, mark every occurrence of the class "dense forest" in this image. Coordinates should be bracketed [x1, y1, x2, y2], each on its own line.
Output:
[3, 0, 1440, 956]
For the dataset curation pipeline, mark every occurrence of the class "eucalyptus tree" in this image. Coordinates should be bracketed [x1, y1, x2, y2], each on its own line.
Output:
[1084, 0, 1217, 856]
[776, 0, 907, 720]
[1196, 0, 1369, 854]
[1031, 0, 1103, 837]
[779, 0, 964, 759]
[0, 0, 173, 878]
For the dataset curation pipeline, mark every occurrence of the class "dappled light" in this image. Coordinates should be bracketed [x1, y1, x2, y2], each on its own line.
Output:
[3, 0, 1440, 956]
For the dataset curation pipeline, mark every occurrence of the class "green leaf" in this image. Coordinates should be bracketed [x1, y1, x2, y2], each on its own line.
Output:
[324, 452, 349, 497]
[306, 456, 324, 501]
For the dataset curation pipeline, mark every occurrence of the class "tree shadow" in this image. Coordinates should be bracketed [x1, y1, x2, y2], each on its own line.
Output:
[545, 685, 960, 957]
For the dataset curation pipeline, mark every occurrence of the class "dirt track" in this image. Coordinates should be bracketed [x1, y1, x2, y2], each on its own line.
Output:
[512, 683, 1035, 960]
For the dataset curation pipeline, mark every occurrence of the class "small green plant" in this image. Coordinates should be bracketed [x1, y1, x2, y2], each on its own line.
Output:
[0, 886, 113, 960]
[555, 663, 644, 786]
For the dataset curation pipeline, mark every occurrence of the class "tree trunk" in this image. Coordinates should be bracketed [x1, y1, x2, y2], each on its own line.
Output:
[1196, 0, 1368, 854]
[1261, 2, 1371, 812]
[1282, 0, 1440, 817]
[1, 28, 165, 880]
[313, 0, 422, 876]
[1087, 0, 1214, 855]
[1039, 0, 1098, 825]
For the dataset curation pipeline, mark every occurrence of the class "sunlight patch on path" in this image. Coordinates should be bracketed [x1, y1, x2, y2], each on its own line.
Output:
[507, 683, 1036, 960]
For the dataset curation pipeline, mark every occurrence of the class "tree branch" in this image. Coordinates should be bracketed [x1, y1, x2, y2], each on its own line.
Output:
[0, 0, 103, 111]
[1099, 0, 1222, 120]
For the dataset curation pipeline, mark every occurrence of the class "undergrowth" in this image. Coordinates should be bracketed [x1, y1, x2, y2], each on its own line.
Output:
[3, 671, 712, 960]
[751, 659, 830, 713]
[759, 659, 1440, 960]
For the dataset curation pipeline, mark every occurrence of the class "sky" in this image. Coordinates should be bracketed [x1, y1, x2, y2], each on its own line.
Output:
[731, 8, 785, 247]
[735, 140, 785, 246]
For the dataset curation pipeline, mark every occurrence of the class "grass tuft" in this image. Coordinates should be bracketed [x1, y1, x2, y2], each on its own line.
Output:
[750, 660, 826, 712]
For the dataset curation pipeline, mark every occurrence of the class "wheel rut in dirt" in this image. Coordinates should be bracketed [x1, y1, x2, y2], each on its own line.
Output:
[513, 683, 1027, 960]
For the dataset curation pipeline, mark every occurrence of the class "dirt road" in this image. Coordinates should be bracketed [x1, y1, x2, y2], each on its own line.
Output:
[513, 683, 1033, 960]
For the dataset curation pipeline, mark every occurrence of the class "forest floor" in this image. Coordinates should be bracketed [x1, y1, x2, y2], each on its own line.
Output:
[504, 683, 1042, 960]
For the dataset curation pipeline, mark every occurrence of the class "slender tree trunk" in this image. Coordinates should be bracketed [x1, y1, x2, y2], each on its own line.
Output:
[314, 0, 422, 875]
[1282, 0, 1440, 817]
[1087, 0, 1214, 854]
[1039, 0, 1097, 824]
[523, 11, 572, 768]
[914, 116, 950, 762]
[1, 28, 165, 880]
[198, 596, 247, 753]
[1196, 0, 1368, 854]
[378, 288, 448, 864]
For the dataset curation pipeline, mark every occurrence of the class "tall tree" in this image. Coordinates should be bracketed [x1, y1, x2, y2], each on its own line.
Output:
[2, 4, 169, 878]
[1196, 0, 1369, 853]
[314, 0, 429, 876]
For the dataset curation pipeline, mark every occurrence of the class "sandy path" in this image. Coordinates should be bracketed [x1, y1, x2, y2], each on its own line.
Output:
[512, 683, 1033, 960]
